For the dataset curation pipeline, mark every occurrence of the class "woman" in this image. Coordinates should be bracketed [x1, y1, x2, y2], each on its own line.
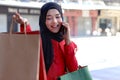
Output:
[13, 2, 78, 80]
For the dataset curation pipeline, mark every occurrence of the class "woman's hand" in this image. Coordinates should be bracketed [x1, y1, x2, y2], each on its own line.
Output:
[61, 22, 71, 45]
[12, 12, 29, 25]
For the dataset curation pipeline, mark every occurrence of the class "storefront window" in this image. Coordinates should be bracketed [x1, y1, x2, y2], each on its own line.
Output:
[99, 18, 112, 30]
[69, 0, 78, 2]
[0, 14, 7, 32]
[99, 18, 113, 36]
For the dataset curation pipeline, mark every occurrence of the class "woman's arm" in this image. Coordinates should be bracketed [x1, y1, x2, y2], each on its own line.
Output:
[12, 12, 32, 32]
[61, 22, 71, 45]
[61, 22, 78, 72]
[64, 41, 78, 72]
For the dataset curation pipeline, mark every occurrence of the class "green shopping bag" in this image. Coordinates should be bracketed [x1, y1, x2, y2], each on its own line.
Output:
[58, 66, 92, 80]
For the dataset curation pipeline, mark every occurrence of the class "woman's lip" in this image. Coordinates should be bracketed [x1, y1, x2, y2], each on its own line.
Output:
[52, 24, 59, 27]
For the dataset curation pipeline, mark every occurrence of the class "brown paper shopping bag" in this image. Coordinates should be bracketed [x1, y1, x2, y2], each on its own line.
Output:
[0, 20, 40, 80]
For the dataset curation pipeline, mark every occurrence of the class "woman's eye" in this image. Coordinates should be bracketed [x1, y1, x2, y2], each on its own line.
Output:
[56, 16, 61, 19]
[46, 18, 52, 20]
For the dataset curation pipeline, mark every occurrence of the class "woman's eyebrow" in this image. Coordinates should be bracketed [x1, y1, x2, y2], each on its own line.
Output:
[46, 14, 60, 17]
[46, 15, 51, 17]
[56, 14, 61, 16]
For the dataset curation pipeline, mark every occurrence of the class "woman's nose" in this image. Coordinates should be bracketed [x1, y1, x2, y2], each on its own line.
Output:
[53, 17, 57, 23]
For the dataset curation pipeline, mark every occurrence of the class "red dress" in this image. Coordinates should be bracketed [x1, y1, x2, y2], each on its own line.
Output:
[20, 24, 78, 80]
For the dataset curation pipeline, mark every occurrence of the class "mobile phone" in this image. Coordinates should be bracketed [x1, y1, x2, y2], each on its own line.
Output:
[61, 25, 67, 35]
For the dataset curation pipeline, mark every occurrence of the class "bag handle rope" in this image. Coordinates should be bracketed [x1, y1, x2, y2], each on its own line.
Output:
[9, 17, 27, 34]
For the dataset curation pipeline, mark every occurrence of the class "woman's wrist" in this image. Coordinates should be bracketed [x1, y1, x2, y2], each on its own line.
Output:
[65, 37, 71, 45]
[21, 18, 29, 25]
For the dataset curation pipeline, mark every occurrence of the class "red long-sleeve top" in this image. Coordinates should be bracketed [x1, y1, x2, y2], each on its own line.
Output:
[20, 24, 78, 80]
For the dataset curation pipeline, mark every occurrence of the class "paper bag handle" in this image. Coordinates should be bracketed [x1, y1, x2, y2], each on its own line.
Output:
[9, 18, 27, 34]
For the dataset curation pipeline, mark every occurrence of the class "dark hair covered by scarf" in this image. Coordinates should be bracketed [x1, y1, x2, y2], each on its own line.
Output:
[39, 2, 64, 73]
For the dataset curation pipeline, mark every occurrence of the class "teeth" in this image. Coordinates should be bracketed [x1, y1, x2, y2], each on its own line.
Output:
[51, 24, 59, 27]
[52, 25, 59, 27]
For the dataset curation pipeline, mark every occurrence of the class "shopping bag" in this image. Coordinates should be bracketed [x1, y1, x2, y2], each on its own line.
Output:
[0, 20, 40, 80]
[58, 66, 92, 80]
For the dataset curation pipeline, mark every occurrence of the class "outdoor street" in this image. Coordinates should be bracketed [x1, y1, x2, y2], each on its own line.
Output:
[90, 66, 120, 80]
[0, 0, 120, 80]
[72, 36, 120, 80]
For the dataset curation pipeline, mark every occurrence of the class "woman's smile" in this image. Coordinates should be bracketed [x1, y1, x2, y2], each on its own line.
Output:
[45, 9, 62, 33]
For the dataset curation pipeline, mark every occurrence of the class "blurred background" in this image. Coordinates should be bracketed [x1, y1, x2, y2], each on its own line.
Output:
[0, 0, 120, 80]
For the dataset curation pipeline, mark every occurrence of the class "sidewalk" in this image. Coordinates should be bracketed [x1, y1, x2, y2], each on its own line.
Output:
[90, 66, 120, 80]
[72, 36, 120, 80]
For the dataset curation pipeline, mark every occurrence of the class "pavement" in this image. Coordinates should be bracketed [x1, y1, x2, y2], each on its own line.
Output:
[90, 66, 120, 80]
[72, 36, 120, 80]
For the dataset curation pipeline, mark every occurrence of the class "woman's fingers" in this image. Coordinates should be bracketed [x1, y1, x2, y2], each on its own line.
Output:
[12, 12, 24, 24]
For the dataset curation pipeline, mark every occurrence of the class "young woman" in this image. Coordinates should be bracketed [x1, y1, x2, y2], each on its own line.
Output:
[13, 2, 78, 80]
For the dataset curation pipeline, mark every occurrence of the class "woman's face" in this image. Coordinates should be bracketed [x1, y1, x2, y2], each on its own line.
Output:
[45, 9, 62, 33]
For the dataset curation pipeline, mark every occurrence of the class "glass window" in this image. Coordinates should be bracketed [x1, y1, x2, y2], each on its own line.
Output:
[99, 18, 112, 30]
[54, 0, 63, 2]
[0, 14, 7, 32]
[64, 0, 78, 3]
[70, 0, 78, 2]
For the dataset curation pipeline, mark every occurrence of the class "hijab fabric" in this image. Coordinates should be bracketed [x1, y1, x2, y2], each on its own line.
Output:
[39, 2, 64, 73]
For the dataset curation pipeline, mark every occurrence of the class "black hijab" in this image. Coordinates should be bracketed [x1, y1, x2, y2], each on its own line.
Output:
[39, 2, 64, 73]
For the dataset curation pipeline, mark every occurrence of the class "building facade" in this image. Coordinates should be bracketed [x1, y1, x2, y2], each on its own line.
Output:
[0, 0, 120, 37]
